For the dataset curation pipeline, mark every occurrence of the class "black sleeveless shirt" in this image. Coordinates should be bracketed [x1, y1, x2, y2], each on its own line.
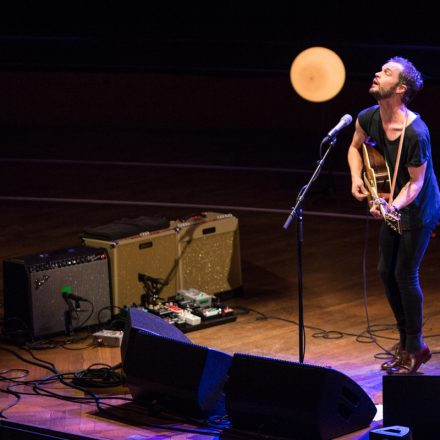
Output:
[358, 105, 440, 230]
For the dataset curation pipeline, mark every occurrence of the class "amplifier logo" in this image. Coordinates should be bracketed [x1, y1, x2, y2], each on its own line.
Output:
[34, 274, 50, 290]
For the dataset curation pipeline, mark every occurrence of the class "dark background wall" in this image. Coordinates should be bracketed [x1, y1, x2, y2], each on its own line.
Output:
[1, 1, 440, 171]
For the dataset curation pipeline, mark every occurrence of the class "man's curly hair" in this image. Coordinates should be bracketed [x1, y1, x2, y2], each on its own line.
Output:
[388, 56, 424, 104]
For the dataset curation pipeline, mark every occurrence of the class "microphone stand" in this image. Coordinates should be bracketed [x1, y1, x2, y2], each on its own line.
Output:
[283, 136, 338, 363]
[64, 298, 75, 336]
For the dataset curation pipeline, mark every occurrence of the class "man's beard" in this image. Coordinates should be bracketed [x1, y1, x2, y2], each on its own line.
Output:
[369, 83, 399, 101]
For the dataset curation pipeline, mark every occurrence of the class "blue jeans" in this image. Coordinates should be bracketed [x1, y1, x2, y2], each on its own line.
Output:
[378, 221, 434, 353]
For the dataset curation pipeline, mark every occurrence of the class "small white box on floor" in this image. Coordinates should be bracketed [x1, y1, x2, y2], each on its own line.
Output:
[93, 330, 123, 347]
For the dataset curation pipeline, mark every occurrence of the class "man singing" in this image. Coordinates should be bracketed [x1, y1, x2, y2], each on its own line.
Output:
[347, 56, 440, 374]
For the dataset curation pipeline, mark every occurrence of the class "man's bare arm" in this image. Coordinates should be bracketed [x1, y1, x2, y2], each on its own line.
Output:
[347, 119, 369, 201]
[391, 162, 427, 210]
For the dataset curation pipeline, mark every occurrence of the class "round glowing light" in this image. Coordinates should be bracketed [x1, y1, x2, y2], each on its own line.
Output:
[290, 47, 346, 102]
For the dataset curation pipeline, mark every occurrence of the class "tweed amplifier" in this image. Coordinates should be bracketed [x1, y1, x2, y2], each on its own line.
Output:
[83, 212, 242, 307]
[175, 212, 242, 297]
[82, 225, 179, 308]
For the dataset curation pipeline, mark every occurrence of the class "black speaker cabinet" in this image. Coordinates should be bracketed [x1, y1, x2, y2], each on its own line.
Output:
[383, 375, 440, 440]
[121, 306, 191, 363]
[224, 353, 377, 440]
[3, 247, 112, 340]
[121, 307, 232, 418]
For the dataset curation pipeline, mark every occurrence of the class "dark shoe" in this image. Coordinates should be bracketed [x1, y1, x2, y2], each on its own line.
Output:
[381, 343, 407, 371]
[387, 344, 431, 375]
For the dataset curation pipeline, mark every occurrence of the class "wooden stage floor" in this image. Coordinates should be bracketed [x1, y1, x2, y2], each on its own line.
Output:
[1, 153, 439, 439]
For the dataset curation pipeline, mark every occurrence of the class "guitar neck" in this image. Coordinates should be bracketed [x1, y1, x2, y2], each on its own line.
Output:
[363, 173, 387, 215]
[363, 173, 379, 199]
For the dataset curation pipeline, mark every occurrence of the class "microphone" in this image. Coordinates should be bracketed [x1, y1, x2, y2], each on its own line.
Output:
[62, 292, 88, 302]
[61, 285, 88, 302]
[138, 273, 168, 285]
[322, 114, 353, 143]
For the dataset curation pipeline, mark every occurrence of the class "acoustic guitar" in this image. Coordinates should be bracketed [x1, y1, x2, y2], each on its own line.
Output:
[362, 143, 402, 234]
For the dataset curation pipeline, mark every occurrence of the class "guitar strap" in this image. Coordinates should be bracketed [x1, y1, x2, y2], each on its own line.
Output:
[388, 109, 407, 207]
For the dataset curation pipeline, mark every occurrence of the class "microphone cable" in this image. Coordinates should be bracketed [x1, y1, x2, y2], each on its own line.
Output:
[360, 204, 399, 361]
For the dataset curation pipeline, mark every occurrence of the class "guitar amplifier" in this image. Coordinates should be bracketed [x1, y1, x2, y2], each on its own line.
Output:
[3, 247, 112, 340]
[83, 212, 242, 306]
[82, 226, 179, 308]
[176, 212, 242, 298]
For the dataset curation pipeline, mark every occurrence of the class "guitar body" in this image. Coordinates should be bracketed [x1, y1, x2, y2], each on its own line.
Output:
[362, 143, 391, 200]
[362, 143, 402, 234]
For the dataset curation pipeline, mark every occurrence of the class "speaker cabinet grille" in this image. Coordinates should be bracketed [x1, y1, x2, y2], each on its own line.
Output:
[177, 213, 242, 295]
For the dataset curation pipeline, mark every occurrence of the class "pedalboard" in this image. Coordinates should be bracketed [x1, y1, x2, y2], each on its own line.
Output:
[123, 287, 236, 333]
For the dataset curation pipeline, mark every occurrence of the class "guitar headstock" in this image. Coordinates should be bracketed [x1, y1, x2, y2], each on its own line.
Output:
[384, 210, 402, 234]
[372, 197, 402, 234]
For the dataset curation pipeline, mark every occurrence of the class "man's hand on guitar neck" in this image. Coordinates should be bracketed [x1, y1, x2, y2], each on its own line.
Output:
[351, 175, 370, 201]
[370, 197, 401, 221]
[369, 198, 384, 219]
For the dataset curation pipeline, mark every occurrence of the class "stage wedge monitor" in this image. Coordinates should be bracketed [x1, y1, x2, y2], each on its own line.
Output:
[224, 353, 377, 440]
[121, 307, 232, 418]
[120, 306, 191, 363]
[3, 247, 111, 340]
[383, 375, 440, 440]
